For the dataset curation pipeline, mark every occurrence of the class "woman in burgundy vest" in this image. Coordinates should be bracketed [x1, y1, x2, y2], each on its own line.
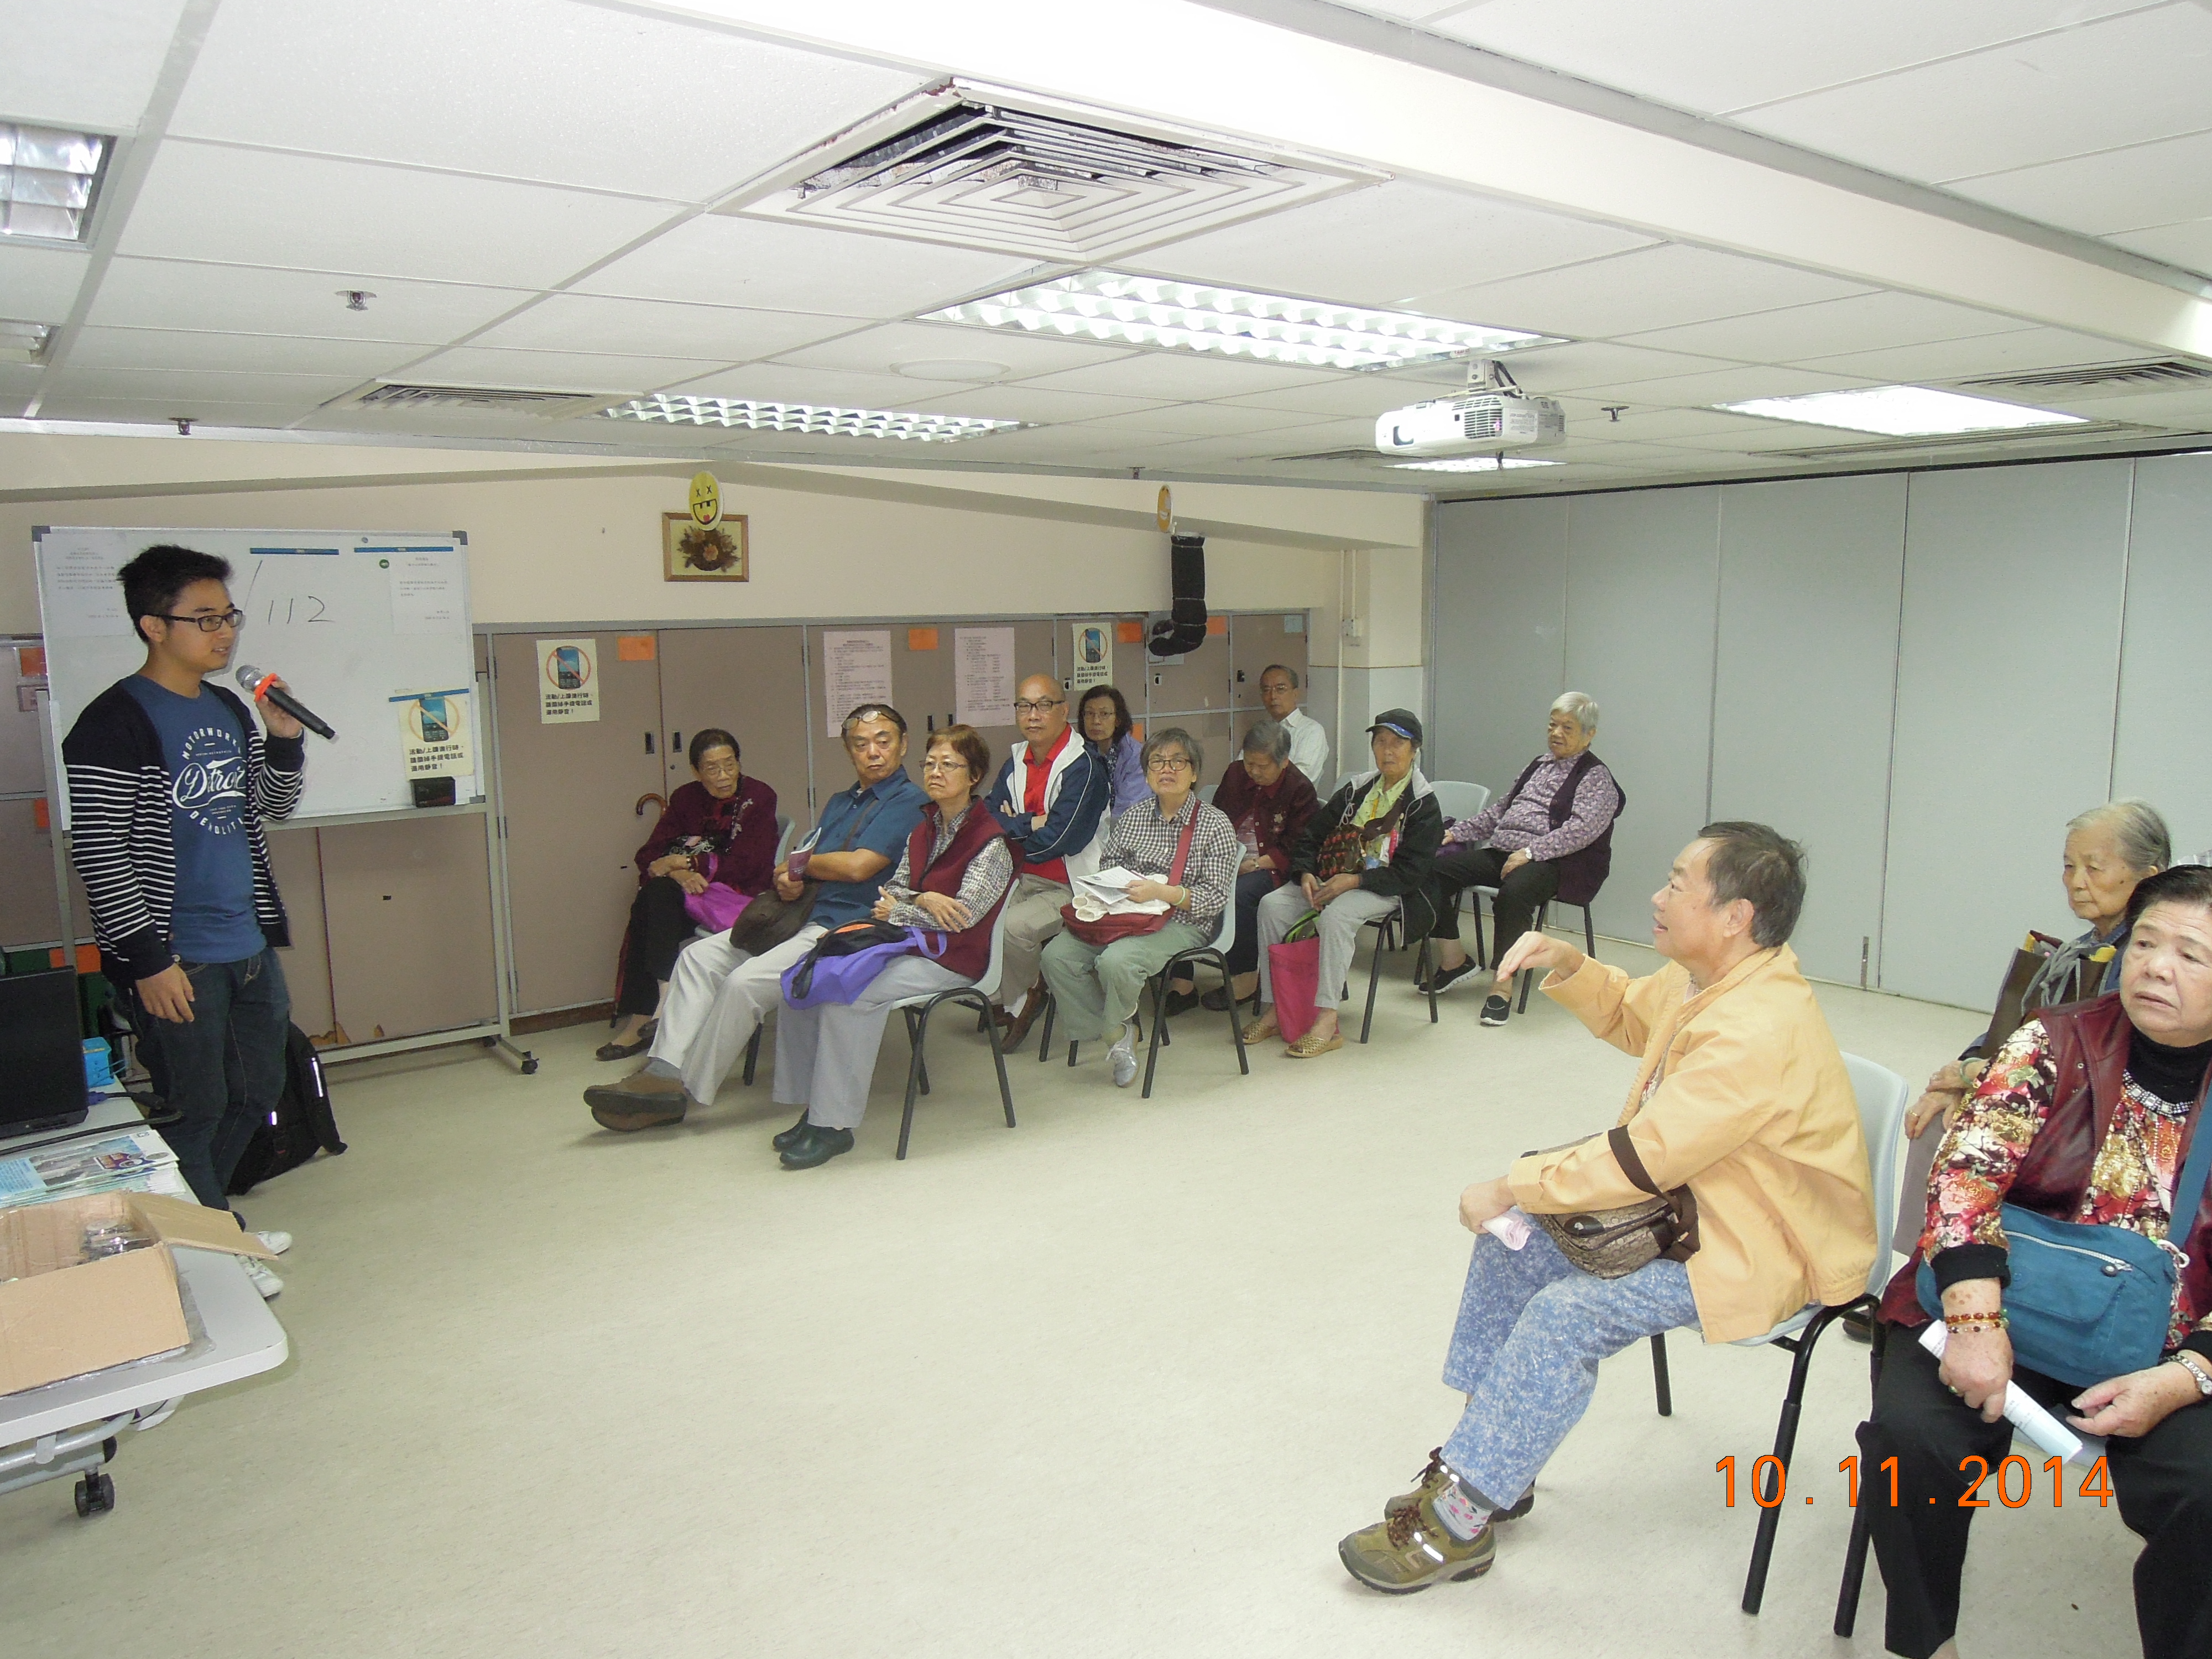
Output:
[1860, 865, 2212, 1659]
[770, 726, 1013, 1170]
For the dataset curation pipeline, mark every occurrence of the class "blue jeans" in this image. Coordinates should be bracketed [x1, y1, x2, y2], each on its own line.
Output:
[133, 947, 291, 1208]
[1441, 1228, 1700, 1509]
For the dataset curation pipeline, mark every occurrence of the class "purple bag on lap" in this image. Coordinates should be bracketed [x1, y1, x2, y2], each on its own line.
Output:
[680, 851, 751, 932]
[781, 923, 948, 1009]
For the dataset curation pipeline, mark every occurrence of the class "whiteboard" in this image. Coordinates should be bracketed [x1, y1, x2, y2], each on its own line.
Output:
[34, 526, 481, 825]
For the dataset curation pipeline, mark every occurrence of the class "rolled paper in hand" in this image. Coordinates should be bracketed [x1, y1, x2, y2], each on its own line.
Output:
[1484, 1208, 1532, 1250]
[1917, 1320, 2086, 1462]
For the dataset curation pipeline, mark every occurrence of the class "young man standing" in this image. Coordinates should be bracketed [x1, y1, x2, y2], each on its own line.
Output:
[63, 545, 306, 1296]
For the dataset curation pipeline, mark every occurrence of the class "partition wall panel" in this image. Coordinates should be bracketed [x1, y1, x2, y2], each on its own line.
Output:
[2111, 453, 2212, 859]
[1879, 462, 2132, 1009]
[1562, 487, 1723, 942]
[1710, 474, 1906, 988]
[1428, 497, 1568, 795]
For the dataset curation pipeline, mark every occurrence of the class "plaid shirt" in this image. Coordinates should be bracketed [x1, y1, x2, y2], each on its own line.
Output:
[1099, 793, 1242, 938]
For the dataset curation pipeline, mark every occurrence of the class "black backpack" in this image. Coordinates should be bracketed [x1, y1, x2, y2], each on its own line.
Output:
[226, 1024, 348, 1196]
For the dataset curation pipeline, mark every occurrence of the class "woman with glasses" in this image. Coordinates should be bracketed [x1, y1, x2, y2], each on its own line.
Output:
[769, 724, 1011, 1168]
[1039, 727, 1243, 1088]
[1078, 684, 1148, 814]
[601, 728, 778, 1060]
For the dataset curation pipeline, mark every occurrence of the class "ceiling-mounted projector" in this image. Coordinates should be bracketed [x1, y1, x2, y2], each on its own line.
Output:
[1374, 359, 1563, 458]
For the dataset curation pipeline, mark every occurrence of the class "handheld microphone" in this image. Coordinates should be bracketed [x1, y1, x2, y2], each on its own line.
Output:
[234, 664, 337, 739]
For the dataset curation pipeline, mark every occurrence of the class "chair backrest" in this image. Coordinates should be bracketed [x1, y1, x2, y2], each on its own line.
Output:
[1198, 783, 1217, 805]
[774, 812, 795, 863]
[972, 899, 1010, 1004]
[1842, 1053, 1915, 1298]
[1210, 875, 1237, 956]
[1428, 780, 1491, 825]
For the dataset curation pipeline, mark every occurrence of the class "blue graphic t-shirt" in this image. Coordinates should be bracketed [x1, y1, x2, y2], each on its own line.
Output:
[124, 676, 265, 963]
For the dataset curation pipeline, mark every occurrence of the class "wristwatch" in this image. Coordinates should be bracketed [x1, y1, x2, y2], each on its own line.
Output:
[2172, 1351, 2212, 1399]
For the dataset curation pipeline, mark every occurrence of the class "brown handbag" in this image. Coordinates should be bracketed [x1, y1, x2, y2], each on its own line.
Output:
[727, 797, 883, 957]
[1531, 1126, 1701, 1279]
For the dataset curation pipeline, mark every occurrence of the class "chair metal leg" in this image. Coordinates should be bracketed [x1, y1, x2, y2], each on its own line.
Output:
[978, 993, 1015, 1130]
[1833, 1318, 1889, 1637]
[1141, 972, 1169, 1098]
[895, 1005, 932, 1160]
[1036, 993, 1055, 1063]
[1223, 954, 1249, 1074]
[1421, 937, 1438, 1025]
[742, 1024, 762, 1086]
[1649, 1333, 1672, 1417]
[1515, 966, 1534, 1013]
[1583, 904, 1597, 956]
[1742, 1302, 1855, 1615]
[1359, 930, 1385, 1043]
[1472, 895, 1488, 969]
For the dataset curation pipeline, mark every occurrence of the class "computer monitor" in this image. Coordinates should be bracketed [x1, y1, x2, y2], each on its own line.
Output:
[0, 968, 91, 1138]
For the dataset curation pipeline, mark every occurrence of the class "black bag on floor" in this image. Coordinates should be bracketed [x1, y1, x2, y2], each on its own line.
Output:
[226, 1024, 347, 1196]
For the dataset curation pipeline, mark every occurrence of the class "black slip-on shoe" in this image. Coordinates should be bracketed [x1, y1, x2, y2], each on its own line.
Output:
[1163, 987, 1203, 1017]
[1422, 960, 1481, 997]
[1479, 995, 1512, 1027]
[771, 1111, 812, 1152]
[779, 1124, 855, 1170]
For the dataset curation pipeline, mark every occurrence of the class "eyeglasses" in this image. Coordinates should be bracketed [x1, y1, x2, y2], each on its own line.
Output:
[696, 760, 740, 778]
[157, 608, 246, 633]
[920, 757, 971, 775]
[1146, 754, 1194, 773]
[1013, 698, 1066, 715]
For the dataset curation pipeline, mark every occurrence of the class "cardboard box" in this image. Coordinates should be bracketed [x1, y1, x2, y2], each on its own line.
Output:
[0, 1191, 276, 1396]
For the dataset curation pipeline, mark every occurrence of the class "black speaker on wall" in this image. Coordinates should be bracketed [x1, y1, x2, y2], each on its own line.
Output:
[1149, 533, 1208, 656]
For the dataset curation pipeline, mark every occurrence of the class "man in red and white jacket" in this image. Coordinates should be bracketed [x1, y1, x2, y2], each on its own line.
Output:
[982, 672, 1110, 1050]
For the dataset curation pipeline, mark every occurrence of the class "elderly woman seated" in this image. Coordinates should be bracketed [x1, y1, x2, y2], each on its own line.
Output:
[1898, 800, 2172, 1234]
[768, 725, 1011, 1170]
[601, 727, 779, 1061]
[1165, 718, 1319, 1016]
[1244, 709, 1444, 1058]
[1039, 726, 1242, 1088]
[1425, 691, 1623, 1028]
[1862, 863, 2212, 1659]
[1078, 684, 1148, 815]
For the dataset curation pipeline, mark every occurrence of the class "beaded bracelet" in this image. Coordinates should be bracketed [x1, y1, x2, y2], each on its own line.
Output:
[1944, 1310, 2009, 1334]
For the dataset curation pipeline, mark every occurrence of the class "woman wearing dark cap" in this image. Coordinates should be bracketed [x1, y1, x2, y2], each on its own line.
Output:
[602, 728, 778, 1060]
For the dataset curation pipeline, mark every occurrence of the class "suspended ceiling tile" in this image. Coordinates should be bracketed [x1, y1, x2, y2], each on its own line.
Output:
[1068, 403, 1345, 438]
[1792, 326, 2151, 383]
[1619, 291, 2031, 364]
[0, 0, 191, 132]
[2106, 220, 2212, 277]
[403, 345, 731, 394]
[775, 320, 1139, 379]
[86, 259, 540, 343]
[465, 293, 860, 362]
[1410, 244, 1874, 340]
[655, 364, 986, 409]
[1596, 363, 1881, 409]
[1735, 6, 2212, 184]
[0, 244, 93, 325]
[1211, 375, 1464, 419]
[1502, 340, 1752, 394]
[573, 215, 1041, 319]
[1949, 128, 2212, 239]
[2015, 384, 2212, 425]
[912, 386, 1173, 424]
[1422, 0, 2153, 118]
[39, 367, 366, 401]
[117, 142, 681, 289]
[28, 397, 317, 427]
[1661, 424, 1900, 453]
[168, 0, 926, 203]
[1546, 401, 1781, 442]
[1015, 353, 1345, 400]
[60, 326, 423, 378]
[292, 405, 609, 444]
[1126, 181, 1652, 306]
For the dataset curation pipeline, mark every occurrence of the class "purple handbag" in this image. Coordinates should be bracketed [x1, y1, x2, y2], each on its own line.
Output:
[781, 922, 947, 1010]
[681, 852, 752, 932]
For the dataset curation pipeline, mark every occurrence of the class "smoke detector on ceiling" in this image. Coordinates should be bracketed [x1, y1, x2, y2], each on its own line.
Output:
[721, 81, 1381, 262]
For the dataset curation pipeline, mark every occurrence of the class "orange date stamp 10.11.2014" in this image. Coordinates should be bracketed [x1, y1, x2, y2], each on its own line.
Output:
[1716, 1453, 2115, 1509]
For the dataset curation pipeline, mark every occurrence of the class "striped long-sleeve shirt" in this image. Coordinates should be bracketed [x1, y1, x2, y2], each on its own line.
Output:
[62, 679, 304, 982]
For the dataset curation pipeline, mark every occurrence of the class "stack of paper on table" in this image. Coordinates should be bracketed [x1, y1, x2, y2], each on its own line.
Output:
[1068, 867, 1172, 923]
[0, 1129, 192, 1213]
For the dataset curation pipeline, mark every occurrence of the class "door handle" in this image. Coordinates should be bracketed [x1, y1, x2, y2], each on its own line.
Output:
[644, 731, 655, 754]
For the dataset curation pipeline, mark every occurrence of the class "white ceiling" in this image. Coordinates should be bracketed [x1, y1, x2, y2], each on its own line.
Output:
[4, 0, 2211, 500]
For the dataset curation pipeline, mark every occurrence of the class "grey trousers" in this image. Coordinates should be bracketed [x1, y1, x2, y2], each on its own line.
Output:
[998, 873, 1072, 1008]
[1041, 920, 1206, 1044]
[772, 956, 971, 1131]
[648, 924, 826, 1104]
[1255, 881, 1397, 1010]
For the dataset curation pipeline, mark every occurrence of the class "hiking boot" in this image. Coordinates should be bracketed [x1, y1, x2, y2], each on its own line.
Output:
[1384, 1449, 1535, 1524]
[1339, 1487, 1496, 1594]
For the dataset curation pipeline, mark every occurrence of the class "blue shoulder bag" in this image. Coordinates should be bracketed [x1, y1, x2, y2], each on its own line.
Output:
[1917, 1112, 2212, 1388]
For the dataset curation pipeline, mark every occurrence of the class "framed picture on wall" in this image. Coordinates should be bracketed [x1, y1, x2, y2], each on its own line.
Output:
[662, 512, 749, 582]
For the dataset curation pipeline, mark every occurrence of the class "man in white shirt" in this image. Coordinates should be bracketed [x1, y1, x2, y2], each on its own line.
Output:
[1260, 664, 1330, 789]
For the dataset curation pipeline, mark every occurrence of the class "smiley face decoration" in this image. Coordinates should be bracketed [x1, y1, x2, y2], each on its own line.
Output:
[689, 471, 722, 528]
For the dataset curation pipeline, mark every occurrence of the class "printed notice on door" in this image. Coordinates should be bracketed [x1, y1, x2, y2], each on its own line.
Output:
[954, 626, 1015, 728]
[536, 638, 599, 723]
[822, 629, 893, 738]
[392, 687, 474, 776]
[1070, 622, 1113, 698]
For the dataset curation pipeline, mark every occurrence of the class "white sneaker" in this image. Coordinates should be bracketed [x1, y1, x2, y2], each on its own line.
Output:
[1109, 1035, 1139, 1088]
[243, 1259, 284, 1300]
[254, 1230, 293, 1255]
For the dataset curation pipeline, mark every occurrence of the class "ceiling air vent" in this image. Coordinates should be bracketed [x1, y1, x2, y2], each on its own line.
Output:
[724, 82, 1378, 262]
[1959, 359, 2212, 393]
[348, 383, 604, 414]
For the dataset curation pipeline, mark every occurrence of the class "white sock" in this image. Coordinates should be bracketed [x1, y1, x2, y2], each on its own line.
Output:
[1107, 1024, 1132, 1053]
[1431, 1478, 1490, 1543]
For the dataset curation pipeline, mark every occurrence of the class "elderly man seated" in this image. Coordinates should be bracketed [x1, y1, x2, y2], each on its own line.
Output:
[1426, 691, 1624, 1027]
[1337, 822, 1876, 1593]
[583, 704, 926, 1130]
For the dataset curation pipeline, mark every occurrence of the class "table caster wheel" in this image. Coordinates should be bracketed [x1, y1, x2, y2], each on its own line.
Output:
[520, 1056, 539, 1074]
[74, 1472, 114, 1516]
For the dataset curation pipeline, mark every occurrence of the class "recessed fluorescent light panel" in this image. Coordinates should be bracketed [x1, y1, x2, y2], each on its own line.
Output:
[0, 320, 53, 363]
[1, 122, 109, 242]
[923, 272, 1559, 372]
[1389, 455, 1560, 473]
[1715, 385, 2086, 437]
[603, 395, 1022, 442]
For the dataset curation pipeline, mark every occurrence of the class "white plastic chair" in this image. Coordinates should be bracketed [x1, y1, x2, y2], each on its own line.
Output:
[1640, 1053, 1913, 1614]
[1427, 780, 1491, 823]
[1039, 893, 1250, 1098]
[888, 903, 1016, 1159]
[1198, 783, 1218, 805]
